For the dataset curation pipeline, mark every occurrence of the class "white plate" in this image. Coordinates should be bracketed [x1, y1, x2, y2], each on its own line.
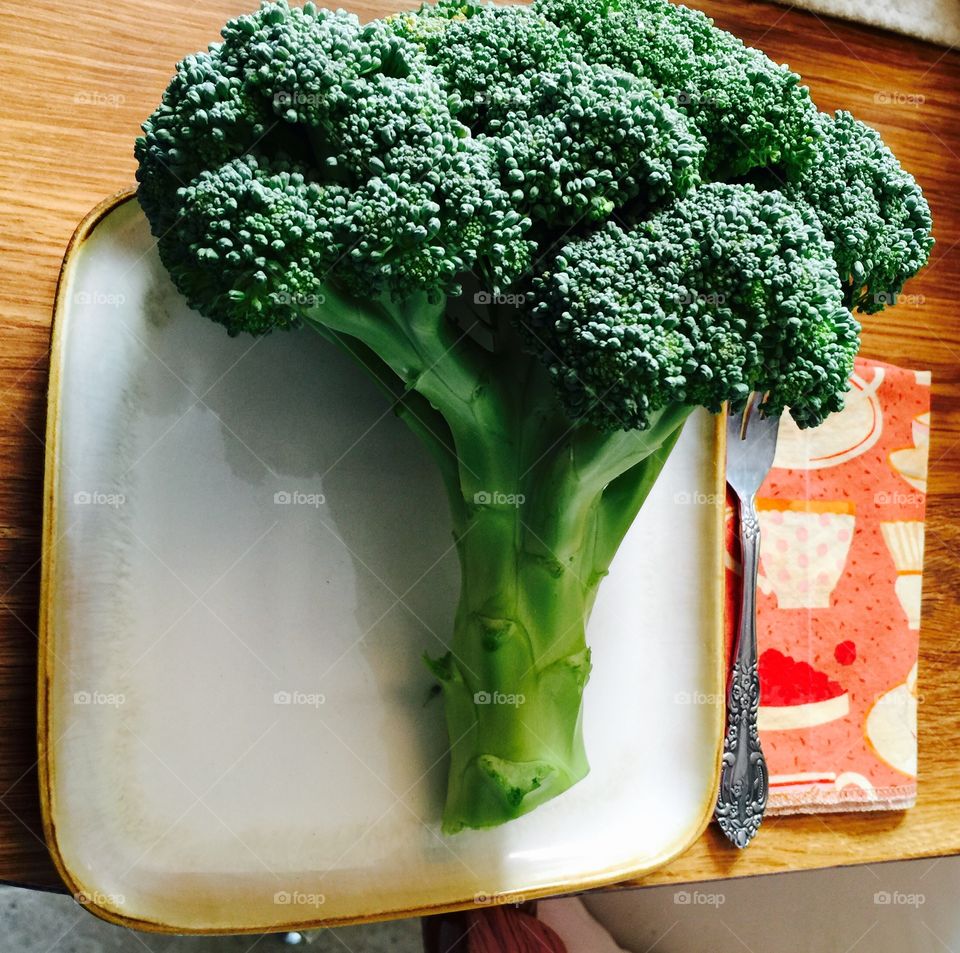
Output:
[39, 194, 725, 933]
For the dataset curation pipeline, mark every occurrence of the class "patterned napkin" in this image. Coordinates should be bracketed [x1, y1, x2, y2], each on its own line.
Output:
[725, 357, 930, 812]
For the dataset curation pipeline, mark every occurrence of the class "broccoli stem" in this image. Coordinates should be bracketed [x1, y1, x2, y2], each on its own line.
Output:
[434, 497, 595, 832]
[307, 292, 689, 831]
[433, 412, 687, 831]
[588, 412, 690, 584]
[426, 340, 690, 831]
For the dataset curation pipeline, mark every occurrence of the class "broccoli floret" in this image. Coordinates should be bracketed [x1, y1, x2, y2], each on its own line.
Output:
[488, 63, 705, 223]
[788, 110, 934, 314]
[528, 183, 859, 430]
[136, 0, 932, 835]
[390, 2, 583, 124]
[388, 2, 706, 224]
[535, 0, 819, 178]
[136, 0, 531, 335]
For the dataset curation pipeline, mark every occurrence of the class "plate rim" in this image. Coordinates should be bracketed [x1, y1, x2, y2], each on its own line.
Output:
[38, 190, 727, 934]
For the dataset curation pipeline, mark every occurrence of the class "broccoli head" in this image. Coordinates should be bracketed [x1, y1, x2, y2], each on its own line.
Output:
[529, 183, 859, 431]
[788, 110, 934, 314]
[534, 0, 820, 178]
[136, 0, 932, 833]
[389, 1, 582, 123]
[137, 2, 531, 335]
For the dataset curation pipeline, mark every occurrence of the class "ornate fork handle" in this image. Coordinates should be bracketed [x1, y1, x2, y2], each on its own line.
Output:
[715, 493, 768, 848]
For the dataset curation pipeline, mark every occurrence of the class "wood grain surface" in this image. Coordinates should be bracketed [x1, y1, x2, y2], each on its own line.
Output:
[0, 0, 957, 895]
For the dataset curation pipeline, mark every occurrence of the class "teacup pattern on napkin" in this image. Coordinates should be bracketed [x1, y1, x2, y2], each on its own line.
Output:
[725, 358, 930, 812]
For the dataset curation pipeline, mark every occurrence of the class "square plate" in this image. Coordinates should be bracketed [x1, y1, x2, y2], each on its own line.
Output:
[39, 194, 725, 933]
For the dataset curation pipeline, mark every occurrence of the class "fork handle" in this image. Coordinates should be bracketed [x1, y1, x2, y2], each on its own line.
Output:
[715, 492, 768, 848]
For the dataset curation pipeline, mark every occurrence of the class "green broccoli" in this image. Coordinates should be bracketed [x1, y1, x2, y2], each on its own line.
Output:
[787, 110, 935, 314]
[135, 0, 932, 833]
[535, 0, 820, 177]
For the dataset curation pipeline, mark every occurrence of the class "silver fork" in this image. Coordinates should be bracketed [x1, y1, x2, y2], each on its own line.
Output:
[715, 394, 781, 848]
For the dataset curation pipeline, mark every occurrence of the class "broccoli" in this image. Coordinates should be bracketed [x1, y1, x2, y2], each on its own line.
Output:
[787, 110, 935, 314]
[536, 0, 820, 177]
[135, 0, 932, 833]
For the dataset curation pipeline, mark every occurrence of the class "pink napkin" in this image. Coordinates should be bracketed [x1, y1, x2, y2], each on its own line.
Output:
[726, 357, 929, 812]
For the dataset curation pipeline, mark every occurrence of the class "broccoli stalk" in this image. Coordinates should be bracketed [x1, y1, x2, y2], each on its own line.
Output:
[135, 0, 932, 832]
[301, 283, 689, 830]
[435, 410, 687, 830]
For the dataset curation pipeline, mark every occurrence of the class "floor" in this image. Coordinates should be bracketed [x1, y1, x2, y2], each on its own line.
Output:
[584, 854, 960, 953]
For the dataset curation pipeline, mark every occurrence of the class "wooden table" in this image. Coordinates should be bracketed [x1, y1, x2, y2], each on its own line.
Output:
[0, 0, 958, 894]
